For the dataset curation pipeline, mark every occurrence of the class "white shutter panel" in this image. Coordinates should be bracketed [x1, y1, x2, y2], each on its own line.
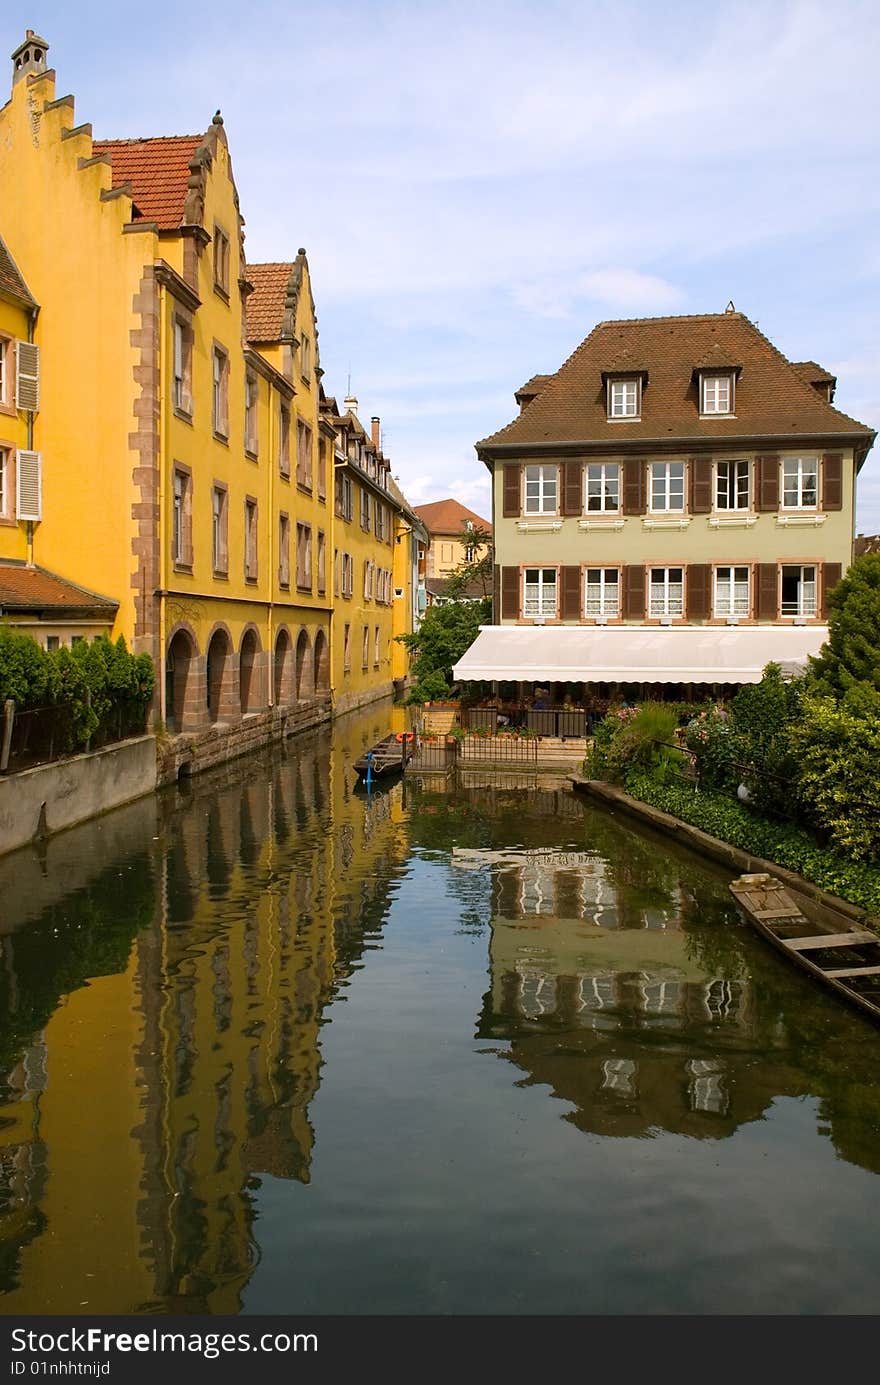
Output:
[15, 342, 40, 412]
[16, 450, 42, 521]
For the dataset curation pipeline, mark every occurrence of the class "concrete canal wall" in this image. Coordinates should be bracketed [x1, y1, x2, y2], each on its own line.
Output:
[0, 735, 156, 856]
[156, 697, 332, 788]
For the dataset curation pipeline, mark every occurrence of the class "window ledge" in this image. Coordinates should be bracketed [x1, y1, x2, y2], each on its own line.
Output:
[173, 406, 194, 426]
[213, 430, 229, 447]
[578, 517, 624, 531]
[172, 561, 193, 575]
[213, 284, 230, 304]
[708, 513, 757, 528]
[699, 413, 736, 420]
[776, 513, 826, 527]
[516, 519, 563, 533]
[245, 576, 258, 586]
[297, 482, 314, 496]
[607, 416, 641, 423]
[212, 569, 229, 581]
[245, 447, 258, 462]
[642, 516, 692, 530]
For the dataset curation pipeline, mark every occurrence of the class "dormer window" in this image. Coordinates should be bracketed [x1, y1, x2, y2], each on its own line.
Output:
[608, 378, 640, 419]
[700, 372, 735, 415]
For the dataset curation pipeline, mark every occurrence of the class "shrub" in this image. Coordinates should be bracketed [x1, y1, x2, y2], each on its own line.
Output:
[790, 695, 880, 864]
[587, 702, 685, 784]
[807, 553, 880, 710]
[683, 709, 738, 791]
[725, 663, 804, 817]
[0, 627, 51, 706]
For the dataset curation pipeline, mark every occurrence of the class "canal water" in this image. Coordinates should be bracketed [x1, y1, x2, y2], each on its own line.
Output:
[1, 699, 880, 1316]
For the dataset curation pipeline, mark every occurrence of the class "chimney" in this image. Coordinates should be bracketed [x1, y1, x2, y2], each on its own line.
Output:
[12, 30, 49, 86]
[371, 416, 381, 449]
[343, 394, 358, 416]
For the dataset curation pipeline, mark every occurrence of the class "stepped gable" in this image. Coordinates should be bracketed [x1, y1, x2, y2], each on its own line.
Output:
[477, 312, 874, 450]
[91, 134, 203, 229]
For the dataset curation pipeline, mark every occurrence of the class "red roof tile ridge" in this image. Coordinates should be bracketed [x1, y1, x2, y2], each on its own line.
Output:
[94, 133, 203, 146]
[593, 310, 748, 329]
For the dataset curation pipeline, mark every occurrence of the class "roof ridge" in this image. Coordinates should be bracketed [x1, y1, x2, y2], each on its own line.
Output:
[594, 310, 747, 328]
[93, 133, 202, 145]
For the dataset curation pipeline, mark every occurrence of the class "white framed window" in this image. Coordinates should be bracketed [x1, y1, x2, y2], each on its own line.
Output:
[213, 225, 230, 294]
[701, 374, 734, 415]
[523, 465, 558, 514]
[278, 513, 291, 587]
[245, 372, 258, 454]
[649, 567, 684, 617]
[341, 551, 353, 598]
[374, 626, 380, 667]
[212, 484, 228, 574]
[650, 461, 685, 512]
[781, 565, 817, 617]
[300, 333, 311, 381]
[0, 446, 9, 518]
[362, 625, 369, 669]
[608, 378, 639, 419]
[586, 463, 620, 512]
[523, 567, 557, 617]
[244, 498, 258, 580]
[172, 470, 184, 562]
[714, 565, 750, 617]
[585, 567, 620, 616]
[0, 339, 7, 404]
[343, 622, 351, 671]
[715, 459, 750, 510]
[782, 456, 818, 509]
[212, 347, 229, 437]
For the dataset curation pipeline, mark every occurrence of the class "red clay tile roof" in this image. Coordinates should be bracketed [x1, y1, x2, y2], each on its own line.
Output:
[245, 262, 293, 341]
[478, 313, 873, 451]
[91, 135, 203, 229]
[414, 498, 492, 536]
[0, 564, 117, 614]
[515, 373, 553, 401]
[0, 232, 36, 307]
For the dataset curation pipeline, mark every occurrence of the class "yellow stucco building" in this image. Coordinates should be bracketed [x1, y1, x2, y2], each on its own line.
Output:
[0, 30, 423, 757]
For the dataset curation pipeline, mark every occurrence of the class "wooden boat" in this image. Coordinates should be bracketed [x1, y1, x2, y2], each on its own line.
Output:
[729, 872, 880, 1024]
[353, 732, 416, 781]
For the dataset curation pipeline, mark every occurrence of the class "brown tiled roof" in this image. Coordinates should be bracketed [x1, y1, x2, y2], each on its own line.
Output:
[414, 498, 492, 536]
[791, 360, 837, 387]
[0, 232, 36, 307]
[515, 373, 553, 401]
[245, 262, 293, 341]
[91, 135, 203, 229]
[855, 534, 880, 558]
[0, 563, 117, 614]
[478, 313, 873, 450]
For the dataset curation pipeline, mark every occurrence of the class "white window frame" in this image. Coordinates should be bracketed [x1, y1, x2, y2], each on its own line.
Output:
[522, 567, 558, 618]
[649, 461, 686, 513]
[585, 462, 620, 513]
[212, 347, 228, 437]
[700, 373, 734, 416]
[523, 464, 558, 515]
[782, 456, 819, 510]
[714, 565, 750, 617]
[244, 499, 258, 581]
[374, 626, 381, 667]
[608, 378, 640, 419]
[245, 371, 258, 454]
[715, 459, 750, 511]
[781, 564, 817, 617]
[584, 567, 620, 617]
[0, 338, 7, 405]
[0, 446, 8, 518]
[341, 551, 353, 598]
[649, 567, 684, 617]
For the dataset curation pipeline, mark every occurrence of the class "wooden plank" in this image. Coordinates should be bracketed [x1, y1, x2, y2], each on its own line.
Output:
[750, 907, 804, 921]
[824, 965, 880, 980]
[784, 932, 879, 952]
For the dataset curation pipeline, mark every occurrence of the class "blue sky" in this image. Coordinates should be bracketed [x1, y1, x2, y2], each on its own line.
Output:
[6, 0, 880, 529]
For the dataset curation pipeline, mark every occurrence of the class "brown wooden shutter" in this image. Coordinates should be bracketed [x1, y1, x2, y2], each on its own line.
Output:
[622, 565, 645, 619]
[562, 460, 583, 516]
[822, 454, 843, 511]
[687, 563, 711, 619]
[622, 458, 646, 515]
[561, 565, 582, 619]
[756, 455, 780, 512]
[757, 563, 779, 619]
[501, 566, 520, 619]
[492, 564, 501, 622]
[689, 457, 713, 514]
[502, 465, 521, 518]
[821, 562, 842, 618]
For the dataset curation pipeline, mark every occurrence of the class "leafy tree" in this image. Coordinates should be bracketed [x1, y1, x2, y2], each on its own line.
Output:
[807, 553, 880, 712]
[397, 598, 490, 703]
[443, 524, 493, 600]
[0, 627, 51, 706]
[790, 695, 880, 863]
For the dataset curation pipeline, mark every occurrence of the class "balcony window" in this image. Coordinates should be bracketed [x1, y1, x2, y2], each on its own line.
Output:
[716, 460, 749, 510]
[781, 565, 817, 617]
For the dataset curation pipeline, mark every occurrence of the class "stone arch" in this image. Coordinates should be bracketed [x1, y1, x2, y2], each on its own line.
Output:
[239, 624, 262, 714]
[205, 622, 237, 724]
[165, 623, 201, 733]
[313, 627, 330, 694]
[273, 625, 295, 706]
[295, 627, 313, 701]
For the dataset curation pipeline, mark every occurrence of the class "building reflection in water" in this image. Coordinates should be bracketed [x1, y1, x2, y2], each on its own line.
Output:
[0, 702, 409, 1314]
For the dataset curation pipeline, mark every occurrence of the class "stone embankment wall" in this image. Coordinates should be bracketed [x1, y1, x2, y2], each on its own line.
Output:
[0, 735, 156, 856]
[156, 698, 333, 787]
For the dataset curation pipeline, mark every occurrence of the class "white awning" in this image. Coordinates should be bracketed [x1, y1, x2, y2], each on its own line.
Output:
[452, 624, 828, 685]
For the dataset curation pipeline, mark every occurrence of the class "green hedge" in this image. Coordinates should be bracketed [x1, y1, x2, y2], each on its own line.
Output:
[625, 772, 880, 915]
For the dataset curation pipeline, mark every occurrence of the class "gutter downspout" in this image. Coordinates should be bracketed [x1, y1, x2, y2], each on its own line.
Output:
[25, 305, 38, 567]
[157, 279, 168, 725]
